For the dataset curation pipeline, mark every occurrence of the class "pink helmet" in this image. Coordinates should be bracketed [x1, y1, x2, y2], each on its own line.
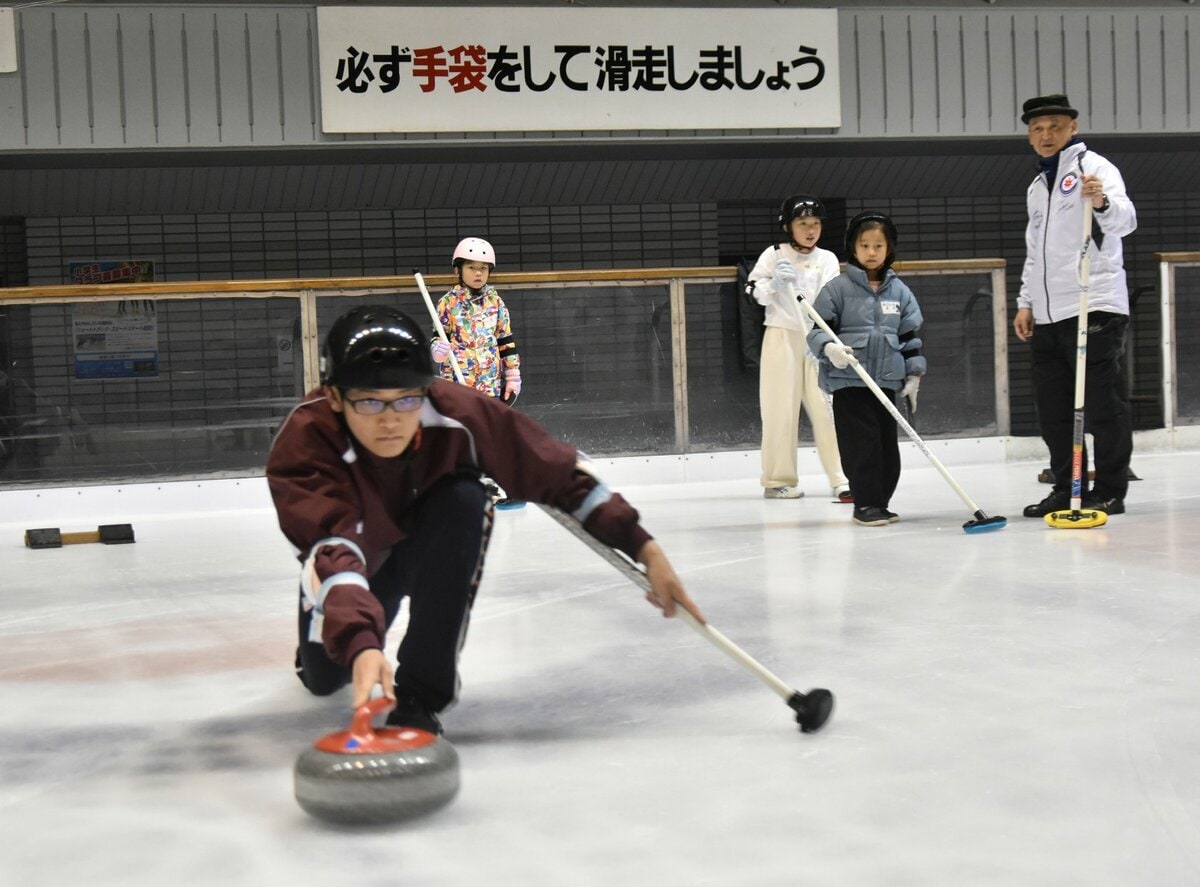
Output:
[452, 237, 496, 268]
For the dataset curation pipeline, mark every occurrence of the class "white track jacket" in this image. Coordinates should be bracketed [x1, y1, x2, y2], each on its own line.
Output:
[1018, 141, 1137, 324]
[747, 243, 842, 333]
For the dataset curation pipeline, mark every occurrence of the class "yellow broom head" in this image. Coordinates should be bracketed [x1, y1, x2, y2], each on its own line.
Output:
[1044, 507, 1108, 530]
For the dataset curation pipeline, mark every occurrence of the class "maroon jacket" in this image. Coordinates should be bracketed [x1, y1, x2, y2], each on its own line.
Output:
[266, 380, 652, 667]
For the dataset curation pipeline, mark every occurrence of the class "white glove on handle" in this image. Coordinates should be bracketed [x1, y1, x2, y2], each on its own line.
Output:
[823, 342, 855, 369]
[772, 260, 797, 292]
[901, 375, 921, 412]
[431, 340, 451, 363]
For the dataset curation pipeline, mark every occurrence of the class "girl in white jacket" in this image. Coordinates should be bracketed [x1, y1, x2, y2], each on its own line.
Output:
[746, 195, 851, 502]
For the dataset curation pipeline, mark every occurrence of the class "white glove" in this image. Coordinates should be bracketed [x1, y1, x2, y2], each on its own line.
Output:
[431, 340, 451, 363]
[823, 342, 855, 369]
[901, 375, 921, 412]
[772, 260, 797, 292]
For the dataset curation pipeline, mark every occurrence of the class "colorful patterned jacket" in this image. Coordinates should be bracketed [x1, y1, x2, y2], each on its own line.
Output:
[436, 284, 521, 398]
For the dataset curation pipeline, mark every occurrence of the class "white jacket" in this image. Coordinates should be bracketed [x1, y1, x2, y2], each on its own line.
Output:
[1018, 141, 1137, 324]
[747, 243, 841, 333]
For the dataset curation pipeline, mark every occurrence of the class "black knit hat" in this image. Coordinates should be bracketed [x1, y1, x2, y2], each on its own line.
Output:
[1021, 94, 1078, 124]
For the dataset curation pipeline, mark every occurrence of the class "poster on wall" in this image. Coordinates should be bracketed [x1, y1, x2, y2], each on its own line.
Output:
[317, 6, 840, 133]
[69, 260, 156, 286]
[0, 8, 16, 74]
[68, 261, 160, 380]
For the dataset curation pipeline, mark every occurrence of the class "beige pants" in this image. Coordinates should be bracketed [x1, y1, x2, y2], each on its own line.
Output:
[759, 326, 847, 490]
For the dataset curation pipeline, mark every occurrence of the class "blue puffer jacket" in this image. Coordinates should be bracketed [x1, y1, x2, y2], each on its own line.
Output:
[805, 265, 926, 393]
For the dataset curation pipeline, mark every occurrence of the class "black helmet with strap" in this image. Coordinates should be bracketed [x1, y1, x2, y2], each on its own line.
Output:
[845, 211, 898, 271]
[778, 194, 827, 232]
[320, 305, 436, 390]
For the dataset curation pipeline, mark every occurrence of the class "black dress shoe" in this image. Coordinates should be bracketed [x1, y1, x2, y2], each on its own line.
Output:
[1083, 496, 1125, 515]
[1023, 490, 1070, 518]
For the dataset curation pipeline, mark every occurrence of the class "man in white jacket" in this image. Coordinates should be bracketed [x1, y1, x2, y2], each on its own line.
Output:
[1014, 94, 1137, 517]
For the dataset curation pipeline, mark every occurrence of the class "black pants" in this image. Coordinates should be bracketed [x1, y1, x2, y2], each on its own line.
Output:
[296, 475, 493, 711]
[832, 386, 901, 510]
[1030, 311, 1132, 501]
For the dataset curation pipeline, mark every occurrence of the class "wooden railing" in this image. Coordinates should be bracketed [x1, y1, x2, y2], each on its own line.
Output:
[0, 258, 1009, 433]
[0, 259, 1010, 487]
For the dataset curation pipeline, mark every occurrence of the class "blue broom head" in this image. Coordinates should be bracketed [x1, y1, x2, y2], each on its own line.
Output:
[963, 514, 1007, 534]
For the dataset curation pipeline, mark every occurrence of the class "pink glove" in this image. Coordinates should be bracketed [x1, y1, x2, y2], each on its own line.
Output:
[504, 368, 522, 398]
[431, 340, 451, 363]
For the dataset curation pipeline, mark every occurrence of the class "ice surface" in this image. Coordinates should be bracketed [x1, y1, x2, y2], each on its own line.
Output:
[3, 452, 1199, 886]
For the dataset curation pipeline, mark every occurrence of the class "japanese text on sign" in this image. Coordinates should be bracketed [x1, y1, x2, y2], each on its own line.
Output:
[335, 43, 827, 96]
[317, 7, 840, 133]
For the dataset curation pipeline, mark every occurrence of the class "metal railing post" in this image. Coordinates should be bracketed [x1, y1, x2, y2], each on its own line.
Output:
[668, 277, 689, 451]
[991, 267, 1011, 436]
[1160, 260, 1175, 432]
[300, 289, 321, 393]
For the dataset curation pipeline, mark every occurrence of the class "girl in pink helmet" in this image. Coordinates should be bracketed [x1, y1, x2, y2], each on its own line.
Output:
[430, 237, 522, 405]
[431, 237, 524, 507]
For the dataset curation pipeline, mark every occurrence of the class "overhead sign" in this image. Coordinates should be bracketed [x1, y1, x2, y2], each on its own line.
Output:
[0, 8, 16, 74]
[317, 6, 840, 133]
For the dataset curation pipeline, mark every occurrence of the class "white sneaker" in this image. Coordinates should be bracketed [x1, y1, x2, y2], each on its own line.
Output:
[764, 486, 804, 499]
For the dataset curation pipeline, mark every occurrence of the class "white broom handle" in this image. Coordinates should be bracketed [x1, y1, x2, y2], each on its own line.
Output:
[414, 271, 467, 387]
[788, 281, 983, 513]
[683, 615, 796, 702]
[1069, 201, 1094, 510]
[536, 503, 797, 702]
[1073, 202, 1094, 413]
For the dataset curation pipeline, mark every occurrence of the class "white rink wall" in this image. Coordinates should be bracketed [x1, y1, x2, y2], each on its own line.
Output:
[4, 427, 1197, 527]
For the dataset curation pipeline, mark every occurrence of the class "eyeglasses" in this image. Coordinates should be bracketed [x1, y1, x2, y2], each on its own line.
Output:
[345, 395, 425, 415]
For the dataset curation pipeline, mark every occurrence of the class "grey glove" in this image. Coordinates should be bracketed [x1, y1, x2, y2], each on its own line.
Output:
[901, 375, 921, 412]
[823, 342, 855, 369]
[772, 260, 797, 292]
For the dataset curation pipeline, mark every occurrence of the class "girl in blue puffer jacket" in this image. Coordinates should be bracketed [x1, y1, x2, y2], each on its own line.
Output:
[806, 212, 926, 527]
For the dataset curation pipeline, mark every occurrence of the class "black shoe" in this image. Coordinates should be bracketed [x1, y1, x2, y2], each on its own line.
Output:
[853, 506, 891, 527]
[882, 508, 900, 523]
[1083, 496, 1125, 515]
[1023, 490, 1070, 518]
[385, 693, 443, 735]
[294, 647, 307, 687]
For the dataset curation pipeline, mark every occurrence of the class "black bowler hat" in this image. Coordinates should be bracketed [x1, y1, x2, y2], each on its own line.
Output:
[1021, 94, 1079, 124]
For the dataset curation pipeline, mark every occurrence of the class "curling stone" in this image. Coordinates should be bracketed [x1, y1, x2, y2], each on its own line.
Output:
[294, 697, 459, 825]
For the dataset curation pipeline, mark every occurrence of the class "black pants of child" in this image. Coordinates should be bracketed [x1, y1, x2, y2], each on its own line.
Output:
[832, 386, 901, 510]
[295, 475, 494, 712]
[1030, 311, 1132, 502]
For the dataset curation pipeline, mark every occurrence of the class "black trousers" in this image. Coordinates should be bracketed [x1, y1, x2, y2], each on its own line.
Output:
[1030, 311, 1132, 501]
[296, 475, 493, 711]
[832, 386, 901, 510]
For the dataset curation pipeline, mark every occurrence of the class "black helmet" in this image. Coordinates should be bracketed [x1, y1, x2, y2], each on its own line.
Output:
[778, 194, 827, 232]
[845, 211, 898, 271]
[320, 306, 436, 390]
